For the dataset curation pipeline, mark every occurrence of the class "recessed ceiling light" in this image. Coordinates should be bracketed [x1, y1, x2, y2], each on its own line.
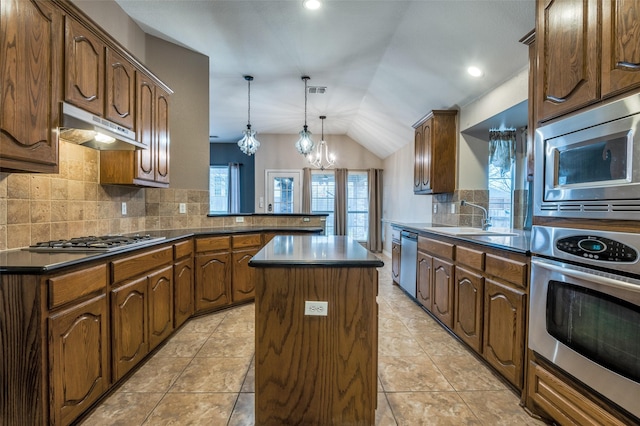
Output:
[467, 66, 483, 77]
[303, 0, 322, 10]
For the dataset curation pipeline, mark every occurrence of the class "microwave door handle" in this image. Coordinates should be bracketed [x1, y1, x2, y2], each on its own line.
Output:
[533, 259, 640, 294]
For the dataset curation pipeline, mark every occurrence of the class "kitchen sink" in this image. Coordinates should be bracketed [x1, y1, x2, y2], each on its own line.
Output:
[423, 226, 518, 237]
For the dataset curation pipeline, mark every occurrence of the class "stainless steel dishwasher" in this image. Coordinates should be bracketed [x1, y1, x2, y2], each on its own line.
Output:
[399, 231, 417, 297]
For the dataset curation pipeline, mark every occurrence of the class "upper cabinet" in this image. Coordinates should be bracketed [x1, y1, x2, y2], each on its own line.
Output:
[413, 110, 457, 194]
[536, 0, 640, 123]
[105, 48, 136, 129]
[0, 0, 62, 173]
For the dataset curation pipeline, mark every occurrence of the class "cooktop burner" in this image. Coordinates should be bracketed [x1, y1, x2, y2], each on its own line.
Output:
[25, 234, 166, 253]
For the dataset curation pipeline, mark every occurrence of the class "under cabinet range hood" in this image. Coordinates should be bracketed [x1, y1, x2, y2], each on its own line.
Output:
[59, 102, 146, 150]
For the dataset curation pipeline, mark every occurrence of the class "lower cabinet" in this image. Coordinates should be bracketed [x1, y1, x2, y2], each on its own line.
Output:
[148, 265, 174, 351]
[195, 251, 232, 311]
[49, 294, 109, 426]
[174, 257, 194, 328]
[416, 250, 433, 309]
[453, 266, 484, 353]
[391, 228, 401, 285]
[431, 257, 454, 328]
[231, 233, 262, 303]
[483, 278, 526, 389]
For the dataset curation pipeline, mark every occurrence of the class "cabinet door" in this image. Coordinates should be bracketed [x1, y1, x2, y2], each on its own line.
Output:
[155, 87, 170, 184]
[601, 0, 640, 97]
[195, 252, 231, 312]
[64, 16, 105, 116]
[232, 247, 259, 302]
[174, 257, 194, 328]
[416, 251, 432, 310]
[148, 265, 174, 351]
[536, 0, 599, 121]
[431, 258, 454, 328]
[105, 48, 135, 129]
[49, 295, 109, 426]
[483, 278, 525, 389]
[413, 125, 424, 193]
[111, 276, 148, 382]
[453, 266, 484, 353]
[421, 120, 432, 191]
[136, 74, 155, 181]
[391, 242, 401, 284]
[0, 0, 61, 172]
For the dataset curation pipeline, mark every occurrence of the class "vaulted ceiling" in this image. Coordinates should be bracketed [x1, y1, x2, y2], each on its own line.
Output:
[115, 0, 535, 158]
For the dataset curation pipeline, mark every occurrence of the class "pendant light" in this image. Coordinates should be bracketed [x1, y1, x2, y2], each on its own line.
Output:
[308, 115, 335, 170]
[237, 75, 260, 156]
[295, 76, 314, 156]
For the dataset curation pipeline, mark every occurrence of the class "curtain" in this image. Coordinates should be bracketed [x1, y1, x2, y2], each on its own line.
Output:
[489, 129, 517, 175]
[228, 162, 241, 213]
[302, 167, 312, 214]
[334, 168, 348, 236]
[367, 168, 383, 252]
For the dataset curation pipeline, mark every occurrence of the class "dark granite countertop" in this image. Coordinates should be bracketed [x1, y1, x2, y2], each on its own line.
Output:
[0, 226, 323, 274]
[388, 221, 531, 255]
[249, 235, 384, 268]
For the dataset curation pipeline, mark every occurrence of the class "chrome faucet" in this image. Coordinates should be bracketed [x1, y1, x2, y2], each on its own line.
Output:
[460, 200, 492, 230]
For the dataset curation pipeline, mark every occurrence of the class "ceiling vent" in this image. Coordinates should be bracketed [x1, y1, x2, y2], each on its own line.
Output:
[308, 86, 327, 94]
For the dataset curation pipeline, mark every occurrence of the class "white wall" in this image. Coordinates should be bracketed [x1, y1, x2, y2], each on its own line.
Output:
[254, 134, 383, 213]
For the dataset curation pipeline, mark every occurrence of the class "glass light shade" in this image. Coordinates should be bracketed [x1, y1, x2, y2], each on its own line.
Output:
[238, 126, 260, 156]
[295, 127, 314, 156]
[308, 139, 335, 170]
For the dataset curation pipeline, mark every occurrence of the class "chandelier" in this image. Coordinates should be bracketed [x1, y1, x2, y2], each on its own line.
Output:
[308, 115, 335, 170]
[237, 75, 260, 156]
[295, 76, 314, 156]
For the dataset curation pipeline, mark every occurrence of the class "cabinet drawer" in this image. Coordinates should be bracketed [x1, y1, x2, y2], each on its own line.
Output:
[485, 254, 527, 288]
[196, 236, 231, 253]
[456, 246, 484, 271]
[48, 264, 107, 309]
[232, 233, 262, 249]
[418, 236, 455, 261]
[391, 228, 401, 242]
[111, 246, 173, 283]
[174, 239, 193, 260]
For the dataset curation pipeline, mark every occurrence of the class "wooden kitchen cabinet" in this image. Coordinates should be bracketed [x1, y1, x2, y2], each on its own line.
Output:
[391, 228, 401, 285]
[231, 233, 262, 302]
[453, 266, 484, 353]
[105, 48, 136, 129]
[483, 278, 526, 389]
[536, 0, 640, 123]
[148, 265, 174, 351]
[431, 257, 455, 328]
[173, 240, 194, 328]
[49, 294, 109, 426]
[416, 250, 432, 310]
[0, 0, 62, 173]
[195, 236, 232, 312]
[413, 110, 457, 194]
[418, 235, 455, 327]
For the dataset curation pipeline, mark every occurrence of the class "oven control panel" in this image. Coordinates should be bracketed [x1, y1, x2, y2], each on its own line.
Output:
[556, 236, 638, 262]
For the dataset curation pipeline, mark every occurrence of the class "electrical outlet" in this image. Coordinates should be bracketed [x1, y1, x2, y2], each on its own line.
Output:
[121, 202, 127, 215]
[450, 203, 456, 214]
[433, 204, 437, 214]
[304, 301, 328, 316]
[179, 203, 186, 214]
[235, 216, 244, 223]
[303, 217, 310, 222]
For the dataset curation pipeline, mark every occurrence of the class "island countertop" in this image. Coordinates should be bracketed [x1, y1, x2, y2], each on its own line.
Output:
[249, 235, 384, 268]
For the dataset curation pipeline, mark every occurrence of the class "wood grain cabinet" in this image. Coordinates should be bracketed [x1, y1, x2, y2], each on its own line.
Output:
[173, 239, 194, 328]
[148, 265, 174, 351]
[536, 0, 640, 123]
[47, 264, 109, 426]
[417, 236, 455, 327]
[105, 48, 136, 129]
[391, 228, 401, 285]
[431, 257, 455, 328]
[413, 110, 457, 194]
[195, 236, 232, 312]
[0, 0, 62, 173]
[416, 250, 433, 310]
[231, 233, 262, 302]
[453, 266, 484, 353]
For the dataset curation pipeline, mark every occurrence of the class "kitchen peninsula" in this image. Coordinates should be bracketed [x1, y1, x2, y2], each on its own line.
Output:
[249, 235, 383, 425]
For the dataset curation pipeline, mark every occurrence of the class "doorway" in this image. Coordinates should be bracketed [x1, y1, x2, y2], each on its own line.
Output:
[265, 170, 302, 213]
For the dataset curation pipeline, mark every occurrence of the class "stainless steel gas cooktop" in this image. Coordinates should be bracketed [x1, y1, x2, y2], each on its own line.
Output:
[24, 234, 166, 253]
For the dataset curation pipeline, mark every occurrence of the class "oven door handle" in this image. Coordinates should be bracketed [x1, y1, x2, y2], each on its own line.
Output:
[532, 258, 640, 294]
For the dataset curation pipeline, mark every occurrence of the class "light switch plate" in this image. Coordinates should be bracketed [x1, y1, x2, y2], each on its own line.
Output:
[179, 203, 186, 214]
[121, 202, 127, 215]
[235, 216, 244, 222]
[304, 301, 328, 316]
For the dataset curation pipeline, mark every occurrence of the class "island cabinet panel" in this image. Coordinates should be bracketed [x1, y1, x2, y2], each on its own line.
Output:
[111, 276, 149, 382]
[483, 278, 526, 389]
[148, 265, 174, 351]
[0, 0, 61, 173]
[255, 266, 378, 425]
[453, 266, 484, 353]
[49, 294, 109, 426]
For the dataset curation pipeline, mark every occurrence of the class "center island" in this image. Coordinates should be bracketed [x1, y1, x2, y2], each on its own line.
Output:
[249, 235, 384, 425]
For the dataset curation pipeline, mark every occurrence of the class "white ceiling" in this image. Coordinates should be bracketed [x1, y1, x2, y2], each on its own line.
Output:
[114, 0, 535, 159]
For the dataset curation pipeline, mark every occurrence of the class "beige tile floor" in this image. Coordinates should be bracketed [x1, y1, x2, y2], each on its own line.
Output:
[81, 255, 545, 425]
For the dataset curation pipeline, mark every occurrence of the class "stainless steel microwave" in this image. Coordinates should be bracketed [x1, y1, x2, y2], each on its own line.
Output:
[534, 93, 640, 219]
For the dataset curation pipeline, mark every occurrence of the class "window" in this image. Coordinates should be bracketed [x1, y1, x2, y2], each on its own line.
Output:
[311, 171, 335, 235]
[488, 163, 513, 229]
[209, 166, 229, 213]
[347, 171, 368, 241]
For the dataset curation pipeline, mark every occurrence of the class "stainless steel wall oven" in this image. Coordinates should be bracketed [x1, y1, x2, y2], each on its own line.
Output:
[534, 93, 640, 219]
[530, 225, 640, 420]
